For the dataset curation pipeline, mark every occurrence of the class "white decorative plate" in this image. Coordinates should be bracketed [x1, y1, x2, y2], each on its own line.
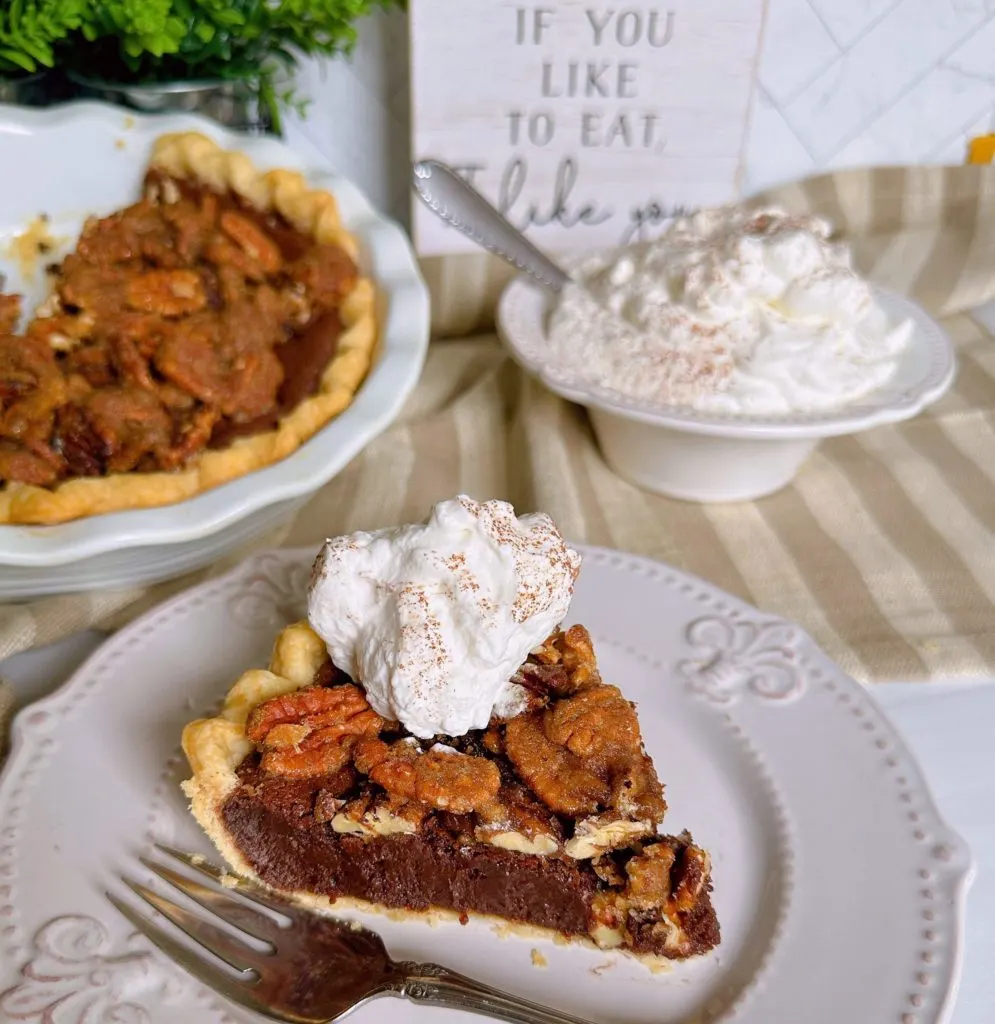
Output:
[0, 103, 429, 595]
[0, 548, 973, 1024]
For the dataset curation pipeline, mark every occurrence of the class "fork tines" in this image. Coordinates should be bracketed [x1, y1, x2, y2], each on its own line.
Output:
[107, 845, 289, 1012]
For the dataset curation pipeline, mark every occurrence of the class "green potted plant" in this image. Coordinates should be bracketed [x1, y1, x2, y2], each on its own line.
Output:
[0, 0, 86, 104]
[60, 0, 404, 134]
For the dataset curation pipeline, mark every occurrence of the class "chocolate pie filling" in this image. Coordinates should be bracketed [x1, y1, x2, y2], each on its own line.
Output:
[223, 759, 598, 937]
[221, 758, 719, 957]
[0, 169, 356, 488]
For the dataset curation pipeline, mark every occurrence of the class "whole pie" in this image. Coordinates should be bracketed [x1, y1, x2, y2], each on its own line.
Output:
[0, 132, 375, 525]
[182, 621, 720, 963]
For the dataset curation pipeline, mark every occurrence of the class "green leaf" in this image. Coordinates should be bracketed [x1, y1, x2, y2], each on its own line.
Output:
[0, 48, 37, 73]
[40, 0, 405, 114]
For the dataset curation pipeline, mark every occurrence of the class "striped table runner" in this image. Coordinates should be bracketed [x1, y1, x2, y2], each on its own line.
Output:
[3, 162, 995, 689]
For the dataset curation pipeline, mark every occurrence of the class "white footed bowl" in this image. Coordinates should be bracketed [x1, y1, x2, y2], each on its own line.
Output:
[498, 274, 956, 503]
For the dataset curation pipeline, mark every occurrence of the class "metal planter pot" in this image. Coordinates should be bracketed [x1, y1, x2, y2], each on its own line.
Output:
[66, 74, 276, 134]
[0, 71, 55, 106]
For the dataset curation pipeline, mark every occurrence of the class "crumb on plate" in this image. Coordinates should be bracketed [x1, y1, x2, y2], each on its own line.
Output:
[3, 215, 65, 279]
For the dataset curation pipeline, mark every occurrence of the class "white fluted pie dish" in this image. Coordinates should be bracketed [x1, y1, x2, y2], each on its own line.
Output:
[498, 270, 955, 503]
[0, 103, 429, 598]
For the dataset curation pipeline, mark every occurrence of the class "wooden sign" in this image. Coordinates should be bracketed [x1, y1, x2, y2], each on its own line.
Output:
[409, 1, 767, 257]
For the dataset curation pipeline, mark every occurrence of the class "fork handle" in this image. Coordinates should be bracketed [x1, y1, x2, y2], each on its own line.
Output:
[390, 961, 599, 1024]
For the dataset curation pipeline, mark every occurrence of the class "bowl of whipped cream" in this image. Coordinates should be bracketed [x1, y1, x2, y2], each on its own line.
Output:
[497, 206, 956, 502]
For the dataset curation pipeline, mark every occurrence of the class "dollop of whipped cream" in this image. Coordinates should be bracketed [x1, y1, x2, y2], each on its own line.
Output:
[307, 496, 582, 739]
[544, 205, 913, 415]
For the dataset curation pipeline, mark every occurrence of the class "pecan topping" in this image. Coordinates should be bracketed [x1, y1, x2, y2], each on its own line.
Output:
[220, 211, 283, 274]
[125, 269, 207, 316]
[608, 755, 667, 820]
[625, 842, 676, 905]
[247, 684, 384, 780]
[514, 625, 601, 703]
[558, 624, 600, 687]
[504, 711, 609, 816]
[481, 727, 504, 756]
[545, 685, 640, 758]
[592, 857, 626, 887]
[504, 664, 665, 820]
[476, 783, 564, 845]
[289, 245, 358, 309]
[0, 294, 20, 334]
[618, 835, 712, 917]
[588, 834, 716, 955]
[0, 169, 358, 489]
[668, 842, 710, 913]
[355, 737, 501, 814]
[82, 386, 173, 473]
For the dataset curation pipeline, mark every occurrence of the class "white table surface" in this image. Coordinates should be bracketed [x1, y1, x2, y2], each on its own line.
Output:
[2, 632, 992, 1024]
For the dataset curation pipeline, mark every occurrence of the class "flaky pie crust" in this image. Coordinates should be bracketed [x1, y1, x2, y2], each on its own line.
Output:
[0, 132, 377, 525]
[182, 620, 330, 879]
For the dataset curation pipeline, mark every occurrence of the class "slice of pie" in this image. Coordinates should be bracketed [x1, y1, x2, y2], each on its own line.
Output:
[0, 132, 375, 524]
[182, 501, 719, 965]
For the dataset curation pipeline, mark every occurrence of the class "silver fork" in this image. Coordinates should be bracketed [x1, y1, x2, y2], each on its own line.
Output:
[109, 845, 601, 1024]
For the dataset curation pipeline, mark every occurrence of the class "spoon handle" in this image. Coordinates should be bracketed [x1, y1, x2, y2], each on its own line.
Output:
[391, 961, 600, 1024]
[412, 159, 572, 293]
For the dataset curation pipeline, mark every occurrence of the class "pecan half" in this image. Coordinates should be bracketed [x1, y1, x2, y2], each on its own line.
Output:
[247, 684, 384, 780]
[220, 211, 283, 274]
[355, 737, 501, 814]
[558, 624, 600, 687]
[505, 671, 666, 821]
[504, 711, 609, 816]
[545, 685, 641, 759]
[125, 269, 207, 317]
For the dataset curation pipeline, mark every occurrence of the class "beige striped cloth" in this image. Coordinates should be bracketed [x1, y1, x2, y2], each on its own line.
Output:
[3, 163, 995, 745]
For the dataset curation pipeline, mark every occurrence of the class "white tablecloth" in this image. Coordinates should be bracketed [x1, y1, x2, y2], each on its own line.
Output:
[2, 635, 992, 1023]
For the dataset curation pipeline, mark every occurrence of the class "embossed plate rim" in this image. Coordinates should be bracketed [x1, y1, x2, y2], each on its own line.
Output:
[0, 546, 974, 1024]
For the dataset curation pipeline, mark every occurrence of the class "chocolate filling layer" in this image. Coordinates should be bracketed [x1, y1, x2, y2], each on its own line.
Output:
[223, 764, 595, 936]
[221, 762, 720, 957]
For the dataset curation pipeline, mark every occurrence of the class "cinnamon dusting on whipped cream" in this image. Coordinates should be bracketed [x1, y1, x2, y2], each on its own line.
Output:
[307, 496, 581, 739]
[545, 205, 913, 415]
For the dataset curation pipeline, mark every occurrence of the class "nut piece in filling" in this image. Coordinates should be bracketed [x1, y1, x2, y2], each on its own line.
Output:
[0, 132, 376, 525]
[181, 501, 719, 965]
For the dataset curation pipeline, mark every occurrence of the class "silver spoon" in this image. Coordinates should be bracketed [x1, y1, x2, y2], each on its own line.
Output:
[412, 159, 573, 293]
